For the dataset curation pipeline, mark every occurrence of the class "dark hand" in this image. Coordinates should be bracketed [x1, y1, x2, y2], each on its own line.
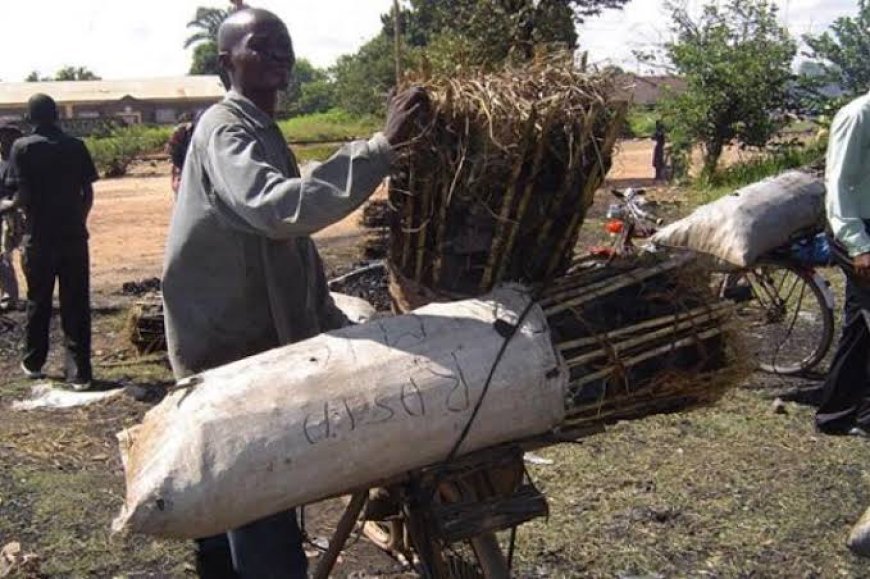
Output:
[383, 87, 429, 147]
[854, 253, 870, 278]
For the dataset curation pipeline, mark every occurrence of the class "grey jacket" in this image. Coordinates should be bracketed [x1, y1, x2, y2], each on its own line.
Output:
[163, 90, 394, 378]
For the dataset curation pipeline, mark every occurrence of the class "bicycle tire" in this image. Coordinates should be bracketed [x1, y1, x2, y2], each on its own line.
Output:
[723, 261, 834, 375]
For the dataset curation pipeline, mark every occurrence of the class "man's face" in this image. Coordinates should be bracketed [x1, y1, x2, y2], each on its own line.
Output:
[229, 20, 295, 92]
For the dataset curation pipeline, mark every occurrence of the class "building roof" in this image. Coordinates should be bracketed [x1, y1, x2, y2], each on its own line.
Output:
[621, 74, 688, 106]
[0, 76, 225, 106]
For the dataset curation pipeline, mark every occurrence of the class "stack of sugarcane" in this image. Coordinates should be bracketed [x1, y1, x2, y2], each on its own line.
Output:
[388, 57, 626, 309]
[385, 58, 739, 416]
[125, 294, 166, 354]
[543, 252, 741, 431]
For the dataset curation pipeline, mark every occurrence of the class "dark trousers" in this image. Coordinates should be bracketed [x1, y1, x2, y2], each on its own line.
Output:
[21, 239, 91, 383]
[195, 510, 308, 579]
[816, 268, 870, 432]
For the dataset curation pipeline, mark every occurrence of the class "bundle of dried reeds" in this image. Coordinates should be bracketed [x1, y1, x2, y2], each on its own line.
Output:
[543, 252, 744, 430]
[125, 294, 166, 355]
[388, 57, 626, 302]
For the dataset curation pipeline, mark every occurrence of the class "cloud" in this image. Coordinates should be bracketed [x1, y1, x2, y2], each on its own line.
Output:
[577, 0, 857, 71]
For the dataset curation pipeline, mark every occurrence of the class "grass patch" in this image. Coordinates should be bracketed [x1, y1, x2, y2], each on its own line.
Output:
[624, 107, 658, 139]
[85, 125, 172, 178]
[294, 143, 341, 164]
[279, 109, 381, 143]
[688, 142, 825, 205]
[512, 388, 870, 577]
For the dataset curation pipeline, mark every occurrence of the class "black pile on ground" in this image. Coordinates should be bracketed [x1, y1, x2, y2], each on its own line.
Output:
[328, 262, 390, 312]
[121, 278, 161, 296]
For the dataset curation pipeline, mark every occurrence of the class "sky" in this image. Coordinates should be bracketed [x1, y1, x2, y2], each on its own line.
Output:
[0, 0, 858, 82]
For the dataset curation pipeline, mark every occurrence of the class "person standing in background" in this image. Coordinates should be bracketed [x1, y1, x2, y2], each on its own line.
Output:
[0, 94, 99, 390]
[652, 120, 667, 181]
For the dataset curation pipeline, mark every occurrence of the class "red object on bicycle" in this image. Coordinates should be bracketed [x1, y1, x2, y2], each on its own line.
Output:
[605, 219, 624, 234]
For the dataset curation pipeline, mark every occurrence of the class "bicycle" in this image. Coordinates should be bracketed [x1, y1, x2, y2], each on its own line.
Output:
[593, 187, 835, 376]
[309, 437, 579, 579]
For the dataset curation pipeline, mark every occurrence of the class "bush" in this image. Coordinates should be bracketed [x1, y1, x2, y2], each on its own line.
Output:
[624, 108, 658, 139]
[690, 140, 826, 203]
[278, 109, 381, 143]
[85, 125, 172, 177]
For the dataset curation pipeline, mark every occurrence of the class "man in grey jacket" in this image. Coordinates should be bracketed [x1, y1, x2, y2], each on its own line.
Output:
[162, 7, 427, 578]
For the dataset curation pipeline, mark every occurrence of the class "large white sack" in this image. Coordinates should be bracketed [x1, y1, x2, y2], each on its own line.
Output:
[849, 506, 870, 557]
[112, 286, 567, 539]
[652, 170, 825, 267]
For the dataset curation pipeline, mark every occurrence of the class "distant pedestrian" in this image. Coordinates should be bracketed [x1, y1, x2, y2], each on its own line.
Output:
[0, 94, 99, 390]
[652, 120, 667, 181]
[817, 92, 870, 437]
[0, 123, 23, 311]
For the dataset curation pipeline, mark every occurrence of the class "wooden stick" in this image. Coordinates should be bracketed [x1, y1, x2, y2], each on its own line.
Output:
[313, 491, 367, 579]
[565, 326, 725, 393]
[542, 254, 694, 315]
[556, 302, 733, 351]
[479, 108, 538, 291]
[533, 105, 600, 263]
[414, 171, 435, 283]
[494, 109, 558, 283]
[432, 118, 467, 286]
[564, 311, 728, 368]
[400, 181, 416, 274]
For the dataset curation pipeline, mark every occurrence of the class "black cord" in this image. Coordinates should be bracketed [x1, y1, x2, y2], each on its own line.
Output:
[441, 293, 541, 469]
[508, 525, 518, 571]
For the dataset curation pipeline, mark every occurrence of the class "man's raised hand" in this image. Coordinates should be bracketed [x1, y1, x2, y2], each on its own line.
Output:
[384, 87, 429, 147]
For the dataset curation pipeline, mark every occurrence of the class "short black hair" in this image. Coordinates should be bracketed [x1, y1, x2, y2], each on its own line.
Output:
[27, 94, 59, 126]
[217, 8, 286, 54]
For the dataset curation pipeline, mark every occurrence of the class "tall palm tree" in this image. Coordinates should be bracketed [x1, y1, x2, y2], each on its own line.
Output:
[184, 6, 231, 49]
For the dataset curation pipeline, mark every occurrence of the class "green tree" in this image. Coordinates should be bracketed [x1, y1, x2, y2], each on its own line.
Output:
[333, 0, 630, 115]
[25, 71, 48, 82]
[660, 0, 796, 178]
[278, 59, 336, 116]
[190, 42, 221, 75]
[332, 34, 404, 116]
[803, 0, 870, 98]
[184, 4, 243, 76]
[54, 66, 101, 81]
[383, 0, 625, 65]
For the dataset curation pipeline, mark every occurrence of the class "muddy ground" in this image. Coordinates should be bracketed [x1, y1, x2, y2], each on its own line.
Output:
[3, 140, 870, 578]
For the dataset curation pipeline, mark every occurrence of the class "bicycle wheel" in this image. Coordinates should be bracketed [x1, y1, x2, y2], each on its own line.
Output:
[722, 262, 834, 375]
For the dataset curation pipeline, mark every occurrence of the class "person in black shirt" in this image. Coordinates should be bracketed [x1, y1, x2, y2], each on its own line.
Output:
[0, 94, 99, 389]
[652, 120, 667, 181]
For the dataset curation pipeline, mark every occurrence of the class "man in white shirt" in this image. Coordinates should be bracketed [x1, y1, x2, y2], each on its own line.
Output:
[817, 92, 870, 436]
